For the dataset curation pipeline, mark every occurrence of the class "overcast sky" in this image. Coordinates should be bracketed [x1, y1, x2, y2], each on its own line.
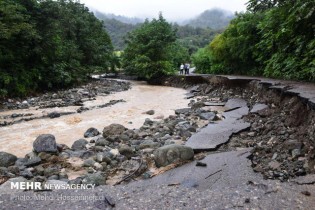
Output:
[80, 0, 248, 21]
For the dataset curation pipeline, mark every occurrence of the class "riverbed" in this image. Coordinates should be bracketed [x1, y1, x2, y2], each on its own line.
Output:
[0, 80, 190, 157]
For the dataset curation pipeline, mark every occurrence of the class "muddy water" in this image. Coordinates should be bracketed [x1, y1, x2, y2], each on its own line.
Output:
[0, 81, 190, 157]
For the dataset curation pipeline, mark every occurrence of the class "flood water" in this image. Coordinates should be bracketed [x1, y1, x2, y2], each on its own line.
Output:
[0, 81, 190, 157]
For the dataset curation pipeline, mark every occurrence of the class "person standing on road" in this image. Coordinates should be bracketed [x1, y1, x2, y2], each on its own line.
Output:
[186, 63, 190, 75]
[184, 63, 190, 75]
[179, 63, 184, 75]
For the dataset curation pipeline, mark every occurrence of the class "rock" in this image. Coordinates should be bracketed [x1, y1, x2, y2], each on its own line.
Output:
[118, 145, 134, 159]
[82, 172, 106, 186]
[25, 151, 37, 159]
[20, 169, 33, 178]
[199, 112, 216, 120]
[139, 140, 159, 149]
[0, 152, 17, 167]
[109, 149, 120, 157]
[7, 166, 20, 175]
[33, 134, 58, 153]
[96, 152, 112, 164]
[71, 139, 89, 151]
[154, 145, 194, 167]
[48, 112, 61, 118]
[191, 102, 205, 109]
[68, 178, 82, 185]
[84, 127, 100, 138]
[143, 118, 154, 126]
[83, 159, 96, 167]
[179, 129, 192, 138]
[44, 166, 59, 177]
[24, 157, 42, 167]
[145, 110, 155, 115]
[95, 137, 110, 146]
[0, 167, 9, 176]
[175, 108, 191, 115]
[103, 124, 127, 138]
[33, 176, 47, 182]
[177, 121, 196, 132]
[292, 148, 301, 158]
[38, 152, 52, 161]
[47, 175, 59, 180]
[76, 150, 95, 159]
[34, 165, 45, 176]
[93, 162, 103, 171]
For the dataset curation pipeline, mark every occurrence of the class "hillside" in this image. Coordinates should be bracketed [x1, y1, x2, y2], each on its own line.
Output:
[94, 10, 226, 51]
[93, 11, 143, 25]
[185, 8, 234, 29]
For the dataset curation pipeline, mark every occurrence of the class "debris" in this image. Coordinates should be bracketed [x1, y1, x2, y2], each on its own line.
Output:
[301, 191, 311, 196]
[196, 162, 207, 167]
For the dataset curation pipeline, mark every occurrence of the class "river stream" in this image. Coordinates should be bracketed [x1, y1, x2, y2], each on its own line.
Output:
[0, 81, 190, 157]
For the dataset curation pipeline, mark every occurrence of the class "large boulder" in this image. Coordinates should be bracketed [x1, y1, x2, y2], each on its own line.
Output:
[71, 139, 89, 151]
[154, 145, 194, 167]
[84, 127, 100, 138]
[0, 152, 17, 167]
[33, 134, 58, 153]
[103, 124, 127, 138]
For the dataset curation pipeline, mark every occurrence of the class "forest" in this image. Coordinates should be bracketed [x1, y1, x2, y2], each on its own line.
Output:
[0, 0, 114, 97]
[192, 0, 315, 82]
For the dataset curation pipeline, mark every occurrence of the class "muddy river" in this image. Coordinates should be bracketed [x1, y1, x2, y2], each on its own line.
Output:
[0, 81, 190, 157]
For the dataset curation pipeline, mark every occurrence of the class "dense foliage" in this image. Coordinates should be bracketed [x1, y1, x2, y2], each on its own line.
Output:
[0, 0, 113, 97]
[122, 14, 189, 79]
[174, 24, 221, 55]
[193, 0, 315, 82]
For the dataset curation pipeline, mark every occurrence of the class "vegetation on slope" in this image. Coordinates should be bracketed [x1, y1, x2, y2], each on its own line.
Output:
[192, 0, 315, 82]
[0, 0, 114, 97]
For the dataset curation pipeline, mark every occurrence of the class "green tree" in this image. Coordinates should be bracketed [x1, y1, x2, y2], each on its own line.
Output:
[0, 0, 40, 96]
[0, 0, 114, 97]
[122, 14, 178, 79]
[191, 47, 212, 73]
